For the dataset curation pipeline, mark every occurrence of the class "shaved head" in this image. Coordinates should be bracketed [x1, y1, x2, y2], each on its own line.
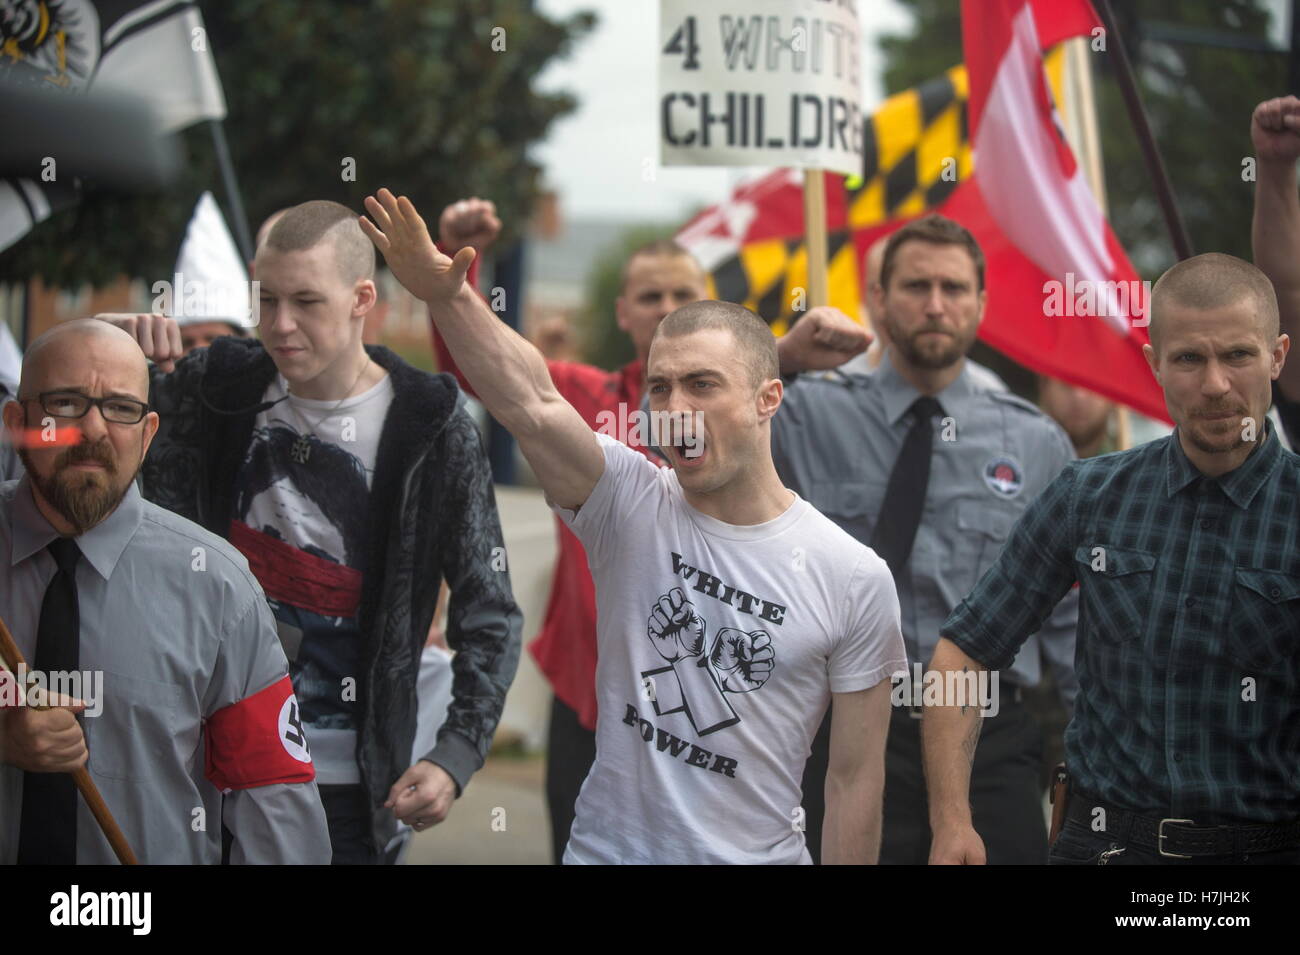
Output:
[1149, 253, 1280, 351]
[21, 319, 150, 400]
[260, 200, 375, 284]
[655, 300, 778, 388]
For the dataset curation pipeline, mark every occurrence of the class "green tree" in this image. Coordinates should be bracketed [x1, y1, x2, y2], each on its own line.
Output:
[877, 0, 1284, 275]
[1, 0, 595, 288]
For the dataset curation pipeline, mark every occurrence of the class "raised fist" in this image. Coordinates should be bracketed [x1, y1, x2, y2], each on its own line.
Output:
[438, 197, 501, 255]
[710, 628, 775, 693]
[1251, 96, 1300, 166]
[647, 589, 706, 662]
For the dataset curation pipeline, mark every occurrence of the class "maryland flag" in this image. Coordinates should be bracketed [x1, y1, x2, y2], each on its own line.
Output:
[678, 0, 1170, 421]
[676, 65, 971, 336]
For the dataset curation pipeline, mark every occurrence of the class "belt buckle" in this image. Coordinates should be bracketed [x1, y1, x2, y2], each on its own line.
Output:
[1158, 818, 1195, 858]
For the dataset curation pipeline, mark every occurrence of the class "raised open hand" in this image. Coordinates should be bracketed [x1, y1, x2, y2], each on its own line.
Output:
[360, 188, 476, 304]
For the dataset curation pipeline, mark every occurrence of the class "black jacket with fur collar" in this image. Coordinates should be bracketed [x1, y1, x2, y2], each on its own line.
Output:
[141, 336, 521, 849]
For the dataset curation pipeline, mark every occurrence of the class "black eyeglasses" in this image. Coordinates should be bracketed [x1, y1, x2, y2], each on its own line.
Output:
[24, 391, 150, 425]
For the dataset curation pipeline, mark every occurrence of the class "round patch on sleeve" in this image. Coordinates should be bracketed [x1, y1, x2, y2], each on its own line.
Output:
[983, 455, 1024, 498]
[278, 694, 314, 763]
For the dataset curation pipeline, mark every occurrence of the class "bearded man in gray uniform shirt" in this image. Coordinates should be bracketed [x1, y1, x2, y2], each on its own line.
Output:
[0, 320, 329, 864]
[772, 214, 1080, 865]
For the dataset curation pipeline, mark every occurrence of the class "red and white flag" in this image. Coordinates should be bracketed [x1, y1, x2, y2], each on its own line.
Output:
[959, 0, 1167, 420]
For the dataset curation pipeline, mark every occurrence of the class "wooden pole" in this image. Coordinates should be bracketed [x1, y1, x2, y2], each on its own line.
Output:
[1064, 36, 1132, 450]
[802, 169, 829, 309]
[0, 617, 138, 865]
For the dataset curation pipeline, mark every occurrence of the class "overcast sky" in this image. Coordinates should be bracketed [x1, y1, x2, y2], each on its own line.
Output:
[531, 0, 912, 223]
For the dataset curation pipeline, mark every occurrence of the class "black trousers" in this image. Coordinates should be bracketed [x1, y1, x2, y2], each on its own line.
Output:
[319, 783, 383, 865]
[544, 695, 598, 865]
[801, 697, 1047, 864]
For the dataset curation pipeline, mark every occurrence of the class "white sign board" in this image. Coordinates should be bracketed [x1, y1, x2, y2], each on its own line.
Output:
[659, 0, 864, 177]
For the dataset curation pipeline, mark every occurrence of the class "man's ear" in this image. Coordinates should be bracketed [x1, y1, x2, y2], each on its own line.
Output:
[615, 295, 629, 333]
[974, 287, 988, 327]
[140, 411, 160, 461]
[756, 377, 783, 423]
[867, 281, 885, 323]
[1142, 342, 1161, 384]
[352, 279, 378, 318]
[1272, 333, 1291, 379]
[2, 397, 23, 442]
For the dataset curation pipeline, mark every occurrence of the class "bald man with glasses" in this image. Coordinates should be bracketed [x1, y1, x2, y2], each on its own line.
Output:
[0, 319, 329, 864]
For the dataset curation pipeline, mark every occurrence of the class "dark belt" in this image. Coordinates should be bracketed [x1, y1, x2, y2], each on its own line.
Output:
[1066, 793, 1300, 858]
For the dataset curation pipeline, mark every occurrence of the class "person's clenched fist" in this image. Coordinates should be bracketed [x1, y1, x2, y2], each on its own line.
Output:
[93, 313, 183, 372]
[647, 588, 706, 662]
[710, 628, 774, 693]
[0, 692, 87, 773]
[438, 197, 501, 255]
[1252, 95, 1300, 165]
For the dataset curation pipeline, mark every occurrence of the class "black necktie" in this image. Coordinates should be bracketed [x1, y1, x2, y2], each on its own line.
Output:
[872, 396, 943, 581]
[17, 537, 82, 865]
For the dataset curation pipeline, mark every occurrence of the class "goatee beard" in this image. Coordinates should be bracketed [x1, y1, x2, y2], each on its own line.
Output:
[20, 439, 132, 535]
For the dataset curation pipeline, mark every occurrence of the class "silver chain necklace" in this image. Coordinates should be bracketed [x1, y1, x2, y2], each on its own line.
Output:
[288, 358, 373, 465]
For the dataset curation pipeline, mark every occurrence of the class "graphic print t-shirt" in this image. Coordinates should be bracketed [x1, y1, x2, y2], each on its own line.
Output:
[555, 434, 905, 864]
[231, 373, 393, 784]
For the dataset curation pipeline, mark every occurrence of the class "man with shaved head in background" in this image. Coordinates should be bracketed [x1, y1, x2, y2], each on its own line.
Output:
[100, 198, 522, 864]
[925, 253, 1300, 865]
[0, 320, 330, 863]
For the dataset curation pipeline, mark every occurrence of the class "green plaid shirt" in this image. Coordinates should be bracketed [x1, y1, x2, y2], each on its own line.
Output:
[942, 424, 1300, 824]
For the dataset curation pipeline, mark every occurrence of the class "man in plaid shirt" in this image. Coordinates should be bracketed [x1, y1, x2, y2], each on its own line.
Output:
[924, 252, 1300, 865]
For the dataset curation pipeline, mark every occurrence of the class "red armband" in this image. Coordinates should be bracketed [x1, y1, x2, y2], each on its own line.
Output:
[204, 676, 315, 792]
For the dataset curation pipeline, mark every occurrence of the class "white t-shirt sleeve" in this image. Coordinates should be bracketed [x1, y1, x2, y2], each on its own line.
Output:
[551, 432, 663, 567]
[828, 550, 907, 693]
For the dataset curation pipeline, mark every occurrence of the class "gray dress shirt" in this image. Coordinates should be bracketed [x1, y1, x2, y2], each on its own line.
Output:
[772, 352, 1080, 709]
[0, 477, 330, 863]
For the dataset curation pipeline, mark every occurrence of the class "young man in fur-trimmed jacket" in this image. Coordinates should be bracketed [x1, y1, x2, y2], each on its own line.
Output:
[99, 199, 521, 863]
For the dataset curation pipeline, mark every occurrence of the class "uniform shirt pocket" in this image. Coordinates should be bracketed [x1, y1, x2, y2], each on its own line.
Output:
[84, 669, 185, 783]
[1074, 545, 1156, 645]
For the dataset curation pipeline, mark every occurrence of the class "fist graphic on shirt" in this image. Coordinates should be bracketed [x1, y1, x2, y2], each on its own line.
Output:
[647, 588, 707, 662]
[710, 629, 775, 693]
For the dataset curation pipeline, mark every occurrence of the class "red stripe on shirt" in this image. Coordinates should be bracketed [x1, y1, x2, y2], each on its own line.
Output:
[229, 519, 363, 618]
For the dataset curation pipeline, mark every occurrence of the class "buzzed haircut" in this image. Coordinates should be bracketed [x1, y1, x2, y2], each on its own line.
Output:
[1148, 252, 1281, 351]
[263, 200, 375, 284]
[655, 300, 778, 388]
[619, 239, 705, 293]
[880, 213, 986, 292]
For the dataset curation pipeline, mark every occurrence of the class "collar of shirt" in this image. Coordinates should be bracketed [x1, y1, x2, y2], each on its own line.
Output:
[9, 475, 143, 580]
[1165, 419, 1282, 509]
[875, 349, 976, 425]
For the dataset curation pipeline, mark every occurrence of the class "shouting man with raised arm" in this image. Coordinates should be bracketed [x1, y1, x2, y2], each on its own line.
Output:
[363, 188, 906, 864]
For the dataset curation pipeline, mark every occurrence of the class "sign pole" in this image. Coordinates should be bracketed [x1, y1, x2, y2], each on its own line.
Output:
[802, 170, 829, 310]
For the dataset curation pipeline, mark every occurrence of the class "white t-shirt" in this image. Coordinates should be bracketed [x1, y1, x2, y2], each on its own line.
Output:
[555, 434, 905, 864]
[234, 372, 394, 784]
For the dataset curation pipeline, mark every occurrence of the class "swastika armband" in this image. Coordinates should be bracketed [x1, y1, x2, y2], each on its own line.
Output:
[204, 676, 314, 792]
